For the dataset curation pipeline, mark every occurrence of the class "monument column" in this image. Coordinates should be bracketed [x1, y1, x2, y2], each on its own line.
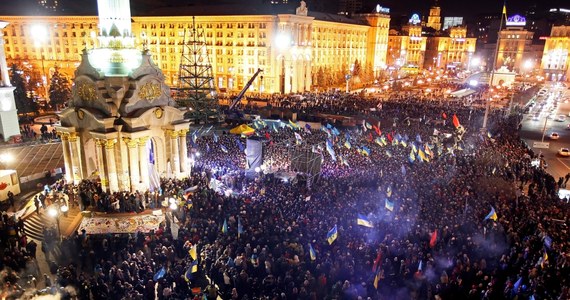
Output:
[68, 132, 84, 184]
[178, 129, 189, 174]
[124, 137, 140, 191]
[138, 137, 150, 189]
[95, 139, 108, 191]
[105, 139, 119, 192]
[60, 133, 74, 183]
[169, 130, 181, 176]
[0, 21, 21, 141]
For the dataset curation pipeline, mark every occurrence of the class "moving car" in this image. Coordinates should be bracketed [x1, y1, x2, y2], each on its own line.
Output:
[550, 132, 560, 140]
[559, 148, 570, 157]
[556, 115, 566, 122]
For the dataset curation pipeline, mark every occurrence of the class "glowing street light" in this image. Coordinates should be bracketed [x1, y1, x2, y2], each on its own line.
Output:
[31, 24, 49, 99]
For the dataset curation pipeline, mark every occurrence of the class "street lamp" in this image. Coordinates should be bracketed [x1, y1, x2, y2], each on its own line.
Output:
[47, 206, 61, 240]
[31, 24, 49, 100]
[0, 153, 13, 169]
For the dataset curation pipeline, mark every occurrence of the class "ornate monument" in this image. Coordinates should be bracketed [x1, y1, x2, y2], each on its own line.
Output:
[296, 0, 308, 16]
[0, 21, 21, 142]
[56, 0, 190, 192]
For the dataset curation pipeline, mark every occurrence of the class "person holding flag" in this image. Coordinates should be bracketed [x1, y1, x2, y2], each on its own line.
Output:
[357, 214, 374, 228]
[221, 219, 228, 234]
[484, 206, 498, 221]
[308, 243, 317, 261]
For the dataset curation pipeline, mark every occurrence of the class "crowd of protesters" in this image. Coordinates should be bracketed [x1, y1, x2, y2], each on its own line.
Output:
[1, 92, 569, 300]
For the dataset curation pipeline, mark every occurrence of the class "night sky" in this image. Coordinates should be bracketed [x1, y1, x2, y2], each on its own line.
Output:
[0, 0, 568, 20]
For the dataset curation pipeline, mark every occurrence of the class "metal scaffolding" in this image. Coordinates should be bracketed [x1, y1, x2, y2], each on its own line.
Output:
[289, 144, 323, 189]
[175, 17, 220, 123]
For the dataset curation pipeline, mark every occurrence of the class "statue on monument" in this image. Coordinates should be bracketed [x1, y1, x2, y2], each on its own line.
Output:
[296, 0, 308, 16]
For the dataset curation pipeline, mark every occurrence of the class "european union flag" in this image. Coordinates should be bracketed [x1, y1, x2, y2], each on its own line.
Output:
[484, 206, 498, 221]
[357, 214, 374, 228]
[385, 198, 394, 212]
[308, 243, 317, 261]
[327, 225, 338, 245]
[153, 267, 166, 281]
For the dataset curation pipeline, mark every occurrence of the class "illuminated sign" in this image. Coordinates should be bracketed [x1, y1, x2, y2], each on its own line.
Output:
[375, 4, 390, 14]
[506, 14, 526, 26]
[409, 14, 421, 25]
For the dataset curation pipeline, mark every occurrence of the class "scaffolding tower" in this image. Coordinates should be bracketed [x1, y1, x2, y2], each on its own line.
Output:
[289, 144, 323, 189]
[175, 17, 220, 123]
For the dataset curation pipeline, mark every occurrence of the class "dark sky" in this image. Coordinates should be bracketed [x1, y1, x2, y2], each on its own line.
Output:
[0, 0, 568, 20]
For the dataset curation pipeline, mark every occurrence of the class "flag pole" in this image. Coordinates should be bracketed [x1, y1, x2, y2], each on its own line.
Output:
[482, 2, 507, 130]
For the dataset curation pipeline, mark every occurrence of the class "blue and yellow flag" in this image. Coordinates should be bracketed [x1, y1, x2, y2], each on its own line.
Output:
[361, 146, 371, 156]
[238, 217, 244, 238]
[541, 251, 548, 268]
[308, 243, 317, 261]
[189, 245, 197, 260]
[386, 186, 392, 197]
[357, 214, 374, 228]
[222, 219, 228, 233]
[344, 140, 352, 149]
[327, 225, 338, 245]
[409, 150, 416, 163]
[484, 207, 498, 221]
[184, 261, 198, 282]
[418, 149, 429, 162]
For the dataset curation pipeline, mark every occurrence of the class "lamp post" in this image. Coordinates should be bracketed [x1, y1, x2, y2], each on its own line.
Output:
[0, 153, 13, 169]
[31, 24, 49, 101]
[47, 206, 61, 241]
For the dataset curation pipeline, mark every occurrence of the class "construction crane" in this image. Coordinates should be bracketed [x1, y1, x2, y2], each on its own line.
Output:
[228, 68, 263, 111]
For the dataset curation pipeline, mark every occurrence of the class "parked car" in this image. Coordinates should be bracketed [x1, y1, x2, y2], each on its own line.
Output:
[556, 115, 566, 122]
[550, 132, 560, 140]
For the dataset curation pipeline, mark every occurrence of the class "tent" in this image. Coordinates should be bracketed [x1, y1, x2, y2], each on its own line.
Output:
[229, 124, 255, 135]
[449, 88, 476, 98]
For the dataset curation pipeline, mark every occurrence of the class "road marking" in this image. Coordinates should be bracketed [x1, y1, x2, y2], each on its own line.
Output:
[556, 158, 570, 170]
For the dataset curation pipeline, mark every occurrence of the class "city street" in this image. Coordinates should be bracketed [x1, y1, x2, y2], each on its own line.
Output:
[520, 83, 570, 180]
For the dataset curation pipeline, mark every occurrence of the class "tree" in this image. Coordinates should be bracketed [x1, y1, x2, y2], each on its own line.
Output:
[48, 66, 72, 111]
[9, 64, 34, 114]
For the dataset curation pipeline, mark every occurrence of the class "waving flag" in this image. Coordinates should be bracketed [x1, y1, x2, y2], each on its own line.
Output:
[372, 251, 382, 272]
[386, 186, 392, 197]
[153, 267, 166, 281]
[418, 149, 429, 162]
[513, 277, 522, 294]
[192, 132, 198, 144]
[385, 198, 394, 211]
[327, 225, 338, 245]
[373, 125, 381, 136]
[289, 120, 299, 129]
[238, 217, 244, 238]
[220, 145, 229, 153]
[417, 260, 423, 272]
[416, 134, 423, 143]
[385, 150, 392, 158]
[221, 219, 228, 234]
[401, 140, 407, 148]
[361, 146, 371, 156]
[401, 164, 406, 176]
[541, 251, 548, 268]
[409, 150, 416, 163]
[544, 236, 552, 249]
[452, 114, 460, 128]
[442, 112, 447, 119]
[429, 229, 438, 248]
[357, 214, 374, 228]
[294, 132, 303, 142]
[326, 139, 337, 161]
[308, 243, 317, 261]
[340, 156, 350, 167]
[344, 140, 352, 149]
[373, 268, 382, 289]
[184, 263, 196, 282]
[484, 207, 498, 221]
[189, 245, 197, 260]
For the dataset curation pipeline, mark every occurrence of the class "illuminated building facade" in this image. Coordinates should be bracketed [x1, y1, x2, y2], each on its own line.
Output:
[0, 5, 390, 95]
[426, 3, 442, 32]
[424, 27, 476, 69]
[387, 15, 426, 69]
[496, 15, 539, 73]
[541, 25, 570, 81]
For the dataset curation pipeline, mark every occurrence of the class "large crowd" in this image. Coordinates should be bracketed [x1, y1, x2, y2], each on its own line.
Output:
[1, 91, 569, 300]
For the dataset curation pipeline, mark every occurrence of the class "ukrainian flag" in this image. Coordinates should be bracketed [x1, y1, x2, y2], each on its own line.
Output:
[189, 245, 197, 260]
[386, 186, 392, 197]
[418, 149, 429, 162]
[357, 214, 374, 228]
[308, 243, 317, 261]
[237, 217, 244, 238]
[221, 219, 228, 233]
[541, 251, 548, 268]
[344, 140, 352, 149]
[327, 225, 338, 245]
[484, 207, 498, 221]
[385, 198, 394, 212]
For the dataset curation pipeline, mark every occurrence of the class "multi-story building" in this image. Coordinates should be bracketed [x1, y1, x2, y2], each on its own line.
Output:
[496, 15, 537, 72]
[338, 0, 363, 15]
[424, 26, 476, 69]
[387, 14, 426, 69]
[426, 3, 442, 32]
[541, 25, 570, 81]
[0, 5, 390, 95]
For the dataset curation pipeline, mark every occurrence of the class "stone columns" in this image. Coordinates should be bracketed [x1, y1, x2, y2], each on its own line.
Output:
[138, 137, 150, 189]
[105, 139, 119, 193]
[68, 132, 84, 184]
[179, 129, 189, 174]
[168, 130, 181, 176]
[124, 137, 140, 192]
[60, 133, 73, 183]
[95, 139, 108, 192]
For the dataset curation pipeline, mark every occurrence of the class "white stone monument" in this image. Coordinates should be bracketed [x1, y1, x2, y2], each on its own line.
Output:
[0, 21, 21, 142]
[56, 0, 190, 192]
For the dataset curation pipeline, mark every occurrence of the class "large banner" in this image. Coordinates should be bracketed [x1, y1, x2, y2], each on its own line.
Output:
[79, 213, 165, 234]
